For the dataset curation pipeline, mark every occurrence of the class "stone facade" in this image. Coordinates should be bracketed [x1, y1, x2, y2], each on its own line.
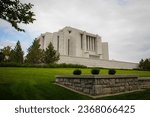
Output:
[37, 26, 138, 69]
[38, 26, 109, 60]
[56, 75, 139, 96]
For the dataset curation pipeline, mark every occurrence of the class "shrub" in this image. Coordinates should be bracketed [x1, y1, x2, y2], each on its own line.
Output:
[73, 69, 82, 75]
[108, 69, 116, 75]
[0, 62, 21, 67]
[91, 69, 100, 75]
[0, 62, 87, 68]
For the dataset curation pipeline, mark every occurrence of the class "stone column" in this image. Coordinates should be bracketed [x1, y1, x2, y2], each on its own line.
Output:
[92, 38, 95, 51]
[96, 35, 102, 55]
[83, 31, 86, 52]
[88, 36, 90, 51]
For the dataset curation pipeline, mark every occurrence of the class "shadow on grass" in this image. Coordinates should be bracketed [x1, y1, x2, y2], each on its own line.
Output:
[0, 84, 17, 100]
[0, 82, 150, 100]
[0, 83, 91, 100]
[97, 89, 150, 100]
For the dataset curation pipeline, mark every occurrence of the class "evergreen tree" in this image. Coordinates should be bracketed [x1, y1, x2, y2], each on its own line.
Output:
[44, 42, 60, 64]
[10, 41, 24, 63]
[144, 58, 150, 70]
[139, 58, 150, 70]
[26, 39, 44, 64]
[139, 59, 144, 69]
[9, 49, 15, 62]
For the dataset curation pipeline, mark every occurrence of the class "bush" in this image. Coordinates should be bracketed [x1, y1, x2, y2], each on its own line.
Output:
[91, 69, 100, 75]
[108, 69, 116, 75]
[0, 62, 87, 68]
[73, 69, 82, 75]
[0, 62, 22, 67]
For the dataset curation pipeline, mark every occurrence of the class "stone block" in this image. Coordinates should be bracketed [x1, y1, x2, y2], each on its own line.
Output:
[109, 79, 115, 85]
[74, 79, 80, 83]
[111, 87, 119, 93]
[99, 79, 104, 85]
[119, 86, 125, 92]
[115, 79, 120, 83]
[95, 87, 103, 95]
[83, 89, 90, 94]
[103, 79, 110, 85]
[86, 84, 93, 88]
[74, 83, 81, 87]
[103, 88, 111, 94]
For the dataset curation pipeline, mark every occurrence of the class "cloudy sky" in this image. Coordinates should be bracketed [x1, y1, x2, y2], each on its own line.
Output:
[0, 0, 150, 63]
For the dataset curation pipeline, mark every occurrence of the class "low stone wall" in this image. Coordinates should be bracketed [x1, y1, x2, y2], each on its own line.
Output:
[56, 75, 139, 96]
[58, 55, 138, 69]
[138, 78, 150, 89]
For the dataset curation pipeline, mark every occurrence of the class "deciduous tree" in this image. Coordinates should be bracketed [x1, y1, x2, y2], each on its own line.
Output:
[0, 0, 35, 32]
[1, 46, 12, 61]
[0, 52, 5, 62]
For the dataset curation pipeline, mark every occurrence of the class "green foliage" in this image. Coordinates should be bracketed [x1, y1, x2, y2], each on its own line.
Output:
[0, 62, 22, 67]
[0, 62, 87, 68]
[0, 46, 12, 61]
[44, 42, 60, 64]
[91, 69, 100, 75]
[73, 69, 82, 75]
[0, 0, 35, 32]
[10, 41, 24, 63]
[26, 39, 44, 64]
[0, 42, 24, 63]
[56, 63, 87, 68]
[0, 46, 12, 56]
[9, 49, 15, 62]
[139, 58, 150, 70]
[108, 69, 116, 75]
[0, 52, 5, 62]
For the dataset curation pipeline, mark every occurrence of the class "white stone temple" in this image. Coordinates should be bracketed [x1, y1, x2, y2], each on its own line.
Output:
[37, 26, 138, 69]
[38, 26, 109, 60]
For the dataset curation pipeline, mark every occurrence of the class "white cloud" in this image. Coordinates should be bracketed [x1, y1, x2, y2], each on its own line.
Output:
[0, 40, 16, 49]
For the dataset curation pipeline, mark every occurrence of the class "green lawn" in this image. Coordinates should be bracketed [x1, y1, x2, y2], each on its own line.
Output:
[0, 67, 150, 100]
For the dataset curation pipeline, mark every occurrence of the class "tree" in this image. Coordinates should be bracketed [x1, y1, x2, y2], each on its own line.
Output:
[0, 52, 5, 62]
[139, 59, 144, 69]
[139, 58, 150, 70]
[44, 42, 60, 64]
[10, 40, 24, 63]
[26, 39, 44, 64]
[1, 46, 12, 61]
[0, 0, 35, 32]
[9, 49, 15, 62]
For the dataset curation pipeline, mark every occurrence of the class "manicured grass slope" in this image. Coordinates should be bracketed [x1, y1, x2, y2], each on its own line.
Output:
[0, 67, 150, 100]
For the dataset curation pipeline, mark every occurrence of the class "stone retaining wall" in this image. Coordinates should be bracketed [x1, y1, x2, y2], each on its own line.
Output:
[138, 78, 150, 89]
[56, 75, 139, 96]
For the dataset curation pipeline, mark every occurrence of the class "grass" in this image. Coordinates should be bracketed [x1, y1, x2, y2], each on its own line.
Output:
[98, 89, 150, 100]
[0, 67, 150, 100]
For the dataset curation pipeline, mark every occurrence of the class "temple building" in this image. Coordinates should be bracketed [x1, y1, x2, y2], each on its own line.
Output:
[38, 26, 109, 60]
[37, 26, 138, 69]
